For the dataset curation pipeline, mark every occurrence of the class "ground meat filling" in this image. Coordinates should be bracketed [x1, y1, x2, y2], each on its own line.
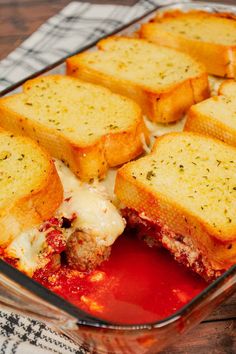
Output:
[66, 230, 111, 271]
[122, 208, 223, 282]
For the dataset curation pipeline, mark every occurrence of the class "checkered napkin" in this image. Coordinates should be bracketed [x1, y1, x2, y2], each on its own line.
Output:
[0, 0, 185, 353]
[0, 308, 86, 354]
[0, 0, 185, 93]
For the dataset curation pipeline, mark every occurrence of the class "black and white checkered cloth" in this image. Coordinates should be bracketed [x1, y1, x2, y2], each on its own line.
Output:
[0, 308, 86, 354]
[0, 0, 185, 92]
[0, 1, 186, 353]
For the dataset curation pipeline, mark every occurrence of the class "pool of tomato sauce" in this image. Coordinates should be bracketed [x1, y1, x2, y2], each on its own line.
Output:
[32, 234, 207, 324]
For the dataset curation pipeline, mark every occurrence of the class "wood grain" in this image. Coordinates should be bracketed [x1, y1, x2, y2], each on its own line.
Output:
[163, 320, 236, 354]
[0, 0, 236, 59]
[207, 293, 236, 321]
[0, 0, 236, 353]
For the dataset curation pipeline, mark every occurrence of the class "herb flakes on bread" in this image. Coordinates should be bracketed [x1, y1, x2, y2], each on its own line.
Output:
[140, 10, 236, 78]
[0, 75, 147, 182]
[115, 132, 236, 280]
[185, 80, 236, 146]
[0, 129, 63, 246]
[67, 36, 209, 123]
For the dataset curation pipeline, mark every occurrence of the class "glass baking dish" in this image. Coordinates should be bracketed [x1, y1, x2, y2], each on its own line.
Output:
[0, 1, 236, 353]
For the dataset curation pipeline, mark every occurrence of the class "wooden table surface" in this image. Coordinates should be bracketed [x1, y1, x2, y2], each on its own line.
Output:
[0, 0, 236, 353]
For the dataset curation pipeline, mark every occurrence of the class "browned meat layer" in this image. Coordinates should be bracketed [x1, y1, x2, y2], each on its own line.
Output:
[66, 230, 111, 271]
[122, 208, 223, 282]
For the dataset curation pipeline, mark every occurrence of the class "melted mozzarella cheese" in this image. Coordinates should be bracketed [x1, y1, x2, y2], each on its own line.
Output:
[6, 160, 125, 275]
[7, 228, 46, 276]
[143, 76, 227, 149]
[55, 160, 125, 247]
[208, 75, 227, 96]
[143, 116, 186, 149]
[93, 168, 120, 206]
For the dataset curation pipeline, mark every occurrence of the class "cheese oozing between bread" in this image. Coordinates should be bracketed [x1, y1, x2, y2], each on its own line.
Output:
[115, 132, 236, 280]
[7, 160, 125, 276]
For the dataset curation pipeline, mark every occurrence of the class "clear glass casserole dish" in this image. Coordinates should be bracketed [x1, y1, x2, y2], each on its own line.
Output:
[0, 1, 236, 353]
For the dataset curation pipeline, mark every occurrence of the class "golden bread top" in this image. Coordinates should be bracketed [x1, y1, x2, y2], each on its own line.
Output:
[189, 81, 236, 130]
[117, 132, 236, 241]
[0, 130, 55, 209]
[68, 37, 205, 93]
[1, 75, 142, 147]
[154, 10, 236, 46]
[218, 80, 236, 96]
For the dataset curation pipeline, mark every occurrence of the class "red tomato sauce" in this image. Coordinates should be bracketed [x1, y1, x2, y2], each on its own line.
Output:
[33, 234, 206, 324]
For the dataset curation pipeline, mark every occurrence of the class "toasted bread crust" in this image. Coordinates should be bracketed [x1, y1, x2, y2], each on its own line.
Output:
[140, 10, 236, 78]
[67, 56, 156, 120]
[154, 10, 236, 26]
[67, 36, 209, 123]
[185, 81, 236, 147]
[0, 75, 148, 182]
[0, 132, 63, 245]
[115, 132, 236, 270]
[218, 79, 236, 96]
[185, 98, 236, 146]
